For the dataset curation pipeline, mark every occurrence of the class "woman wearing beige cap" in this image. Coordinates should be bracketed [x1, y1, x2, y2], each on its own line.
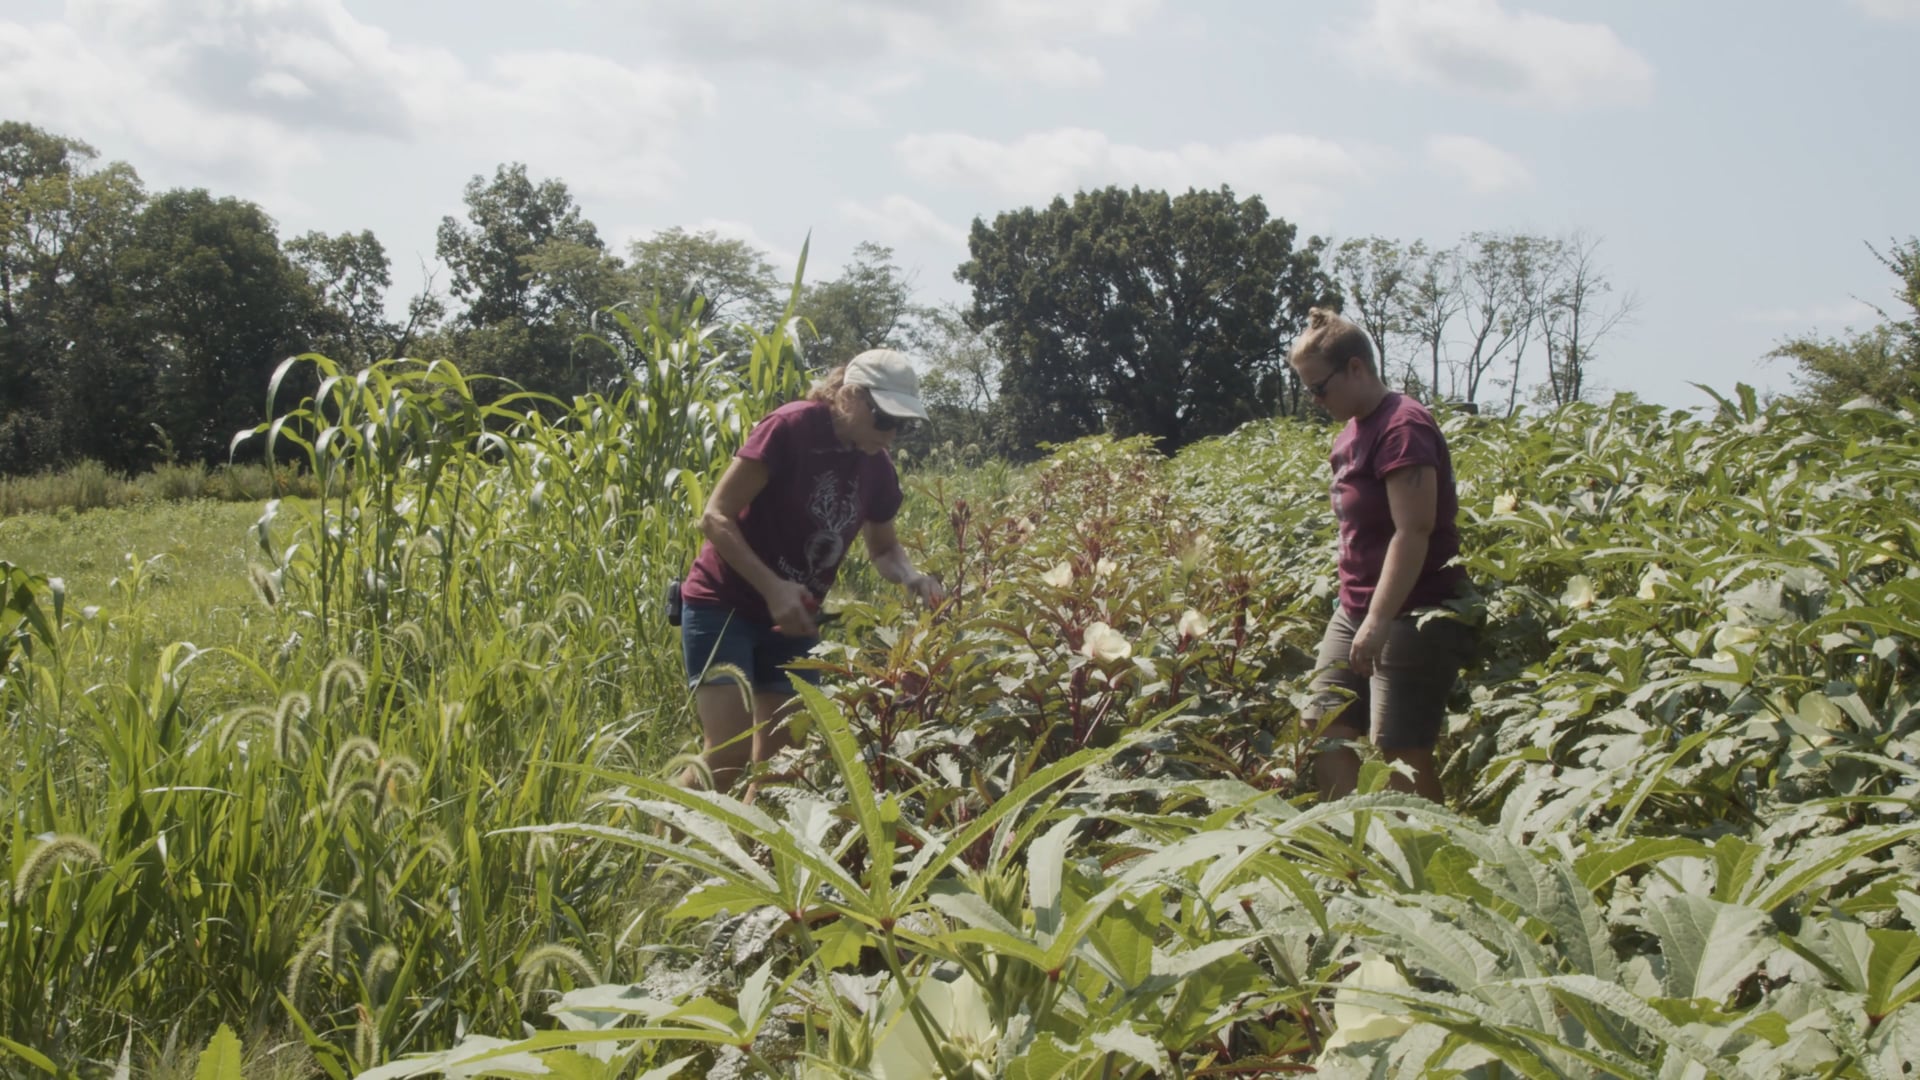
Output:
[678, 348, 946, 794]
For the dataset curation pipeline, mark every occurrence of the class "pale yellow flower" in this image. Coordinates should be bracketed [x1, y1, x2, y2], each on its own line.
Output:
[1041, 561, 1073, 588]
[1317, 953, 1416, 1057]
[870, 973, 998, 1080]
[1094, 557, 1117, 577]
[1492, 492, 1519, 515]
[1560, 575, 1596, 610]
[1636, 564, 1669, 600]
[1081, 621, 1132, 662]
[1178, 609, 1210, 639]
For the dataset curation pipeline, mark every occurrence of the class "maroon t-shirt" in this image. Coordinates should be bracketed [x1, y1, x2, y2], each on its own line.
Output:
[681, 400, 902, 625]
[1329, 392, 1466, 620]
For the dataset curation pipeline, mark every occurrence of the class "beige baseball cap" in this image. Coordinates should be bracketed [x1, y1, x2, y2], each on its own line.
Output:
[844, 349, 930, 420]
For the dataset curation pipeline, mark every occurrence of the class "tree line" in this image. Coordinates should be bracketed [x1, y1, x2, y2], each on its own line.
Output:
[8, 118, 1903, 480]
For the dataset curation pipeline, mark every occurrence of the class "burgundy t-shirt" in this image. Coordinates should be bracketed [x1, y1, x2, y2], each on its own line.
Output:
[1329, 392, 1466, 620]
[681, 400, 902, 625]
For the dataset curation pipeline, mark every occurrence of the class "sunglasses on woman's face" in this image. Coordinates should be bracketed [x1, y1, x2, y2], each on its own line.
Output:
[1305, 365, 1347, 399]
[865, 390, 913, 432]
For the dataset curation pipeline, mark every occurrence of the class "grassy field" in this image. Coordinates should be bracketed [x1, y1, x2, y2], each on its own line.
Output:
[0, 499, 274, 706]
[6, 361, 1920, 1079]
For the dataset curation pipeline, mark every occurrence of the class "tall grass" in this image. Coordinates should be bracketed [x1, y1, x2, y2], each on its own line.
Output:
[2, 283, 816, 1075]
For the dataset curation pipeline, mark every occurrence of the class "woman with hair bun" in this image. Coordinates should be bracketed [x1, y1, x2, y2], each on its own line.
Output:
[679, 348, 945, 795]
[1288, 307, 1477, 802]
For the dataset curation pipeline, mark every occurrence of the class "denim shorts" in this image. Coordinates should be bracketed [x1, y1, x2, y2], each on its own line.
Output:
[1303, 603, 1478, 751]
[680, 601, 822, 694]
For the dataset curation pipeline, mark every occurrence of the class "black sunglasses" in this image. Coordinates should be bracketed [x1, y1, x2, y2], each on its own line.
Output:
[1305, 365, 1347, 399]
[863, 390, 915, 432]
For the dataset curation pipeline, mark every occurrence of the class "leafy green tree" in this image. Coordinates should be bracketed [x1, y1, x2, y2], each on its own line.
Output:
[1772, 238, 1920, 406]
[894, 303, 1004, 461]
[1330, 237, 1417, 389]
[799, 241, 928, 369]
[126, 189, 327, 463]
[0, 122, 150, 471]
[286, 229, 396, 366]
[625, 226, 781, 332]
[958, 185, 1331, 456]
[435, 164, 626, 397]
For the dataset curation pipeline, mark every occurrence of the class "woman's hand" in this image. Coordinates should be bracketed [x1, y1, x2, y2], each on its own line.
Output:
[765, 579, 819, 637]
[1349, 615, 1387, 677]
[905, 571, 946, 606]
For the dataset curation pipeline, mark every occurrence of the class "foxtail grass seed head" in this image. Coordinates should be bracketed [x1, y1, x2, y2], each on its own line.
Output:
[328, 900, 368, 962]
[354, 1007, 380, 1067]
[515, 943, 603, 1001]
[665, 750, 714, 790]
[285, 931, 327, 1011]
[13, 834, 104, 903]
[440, 700, 465, 745]
[327, 736, 382, 795]
[218, 705, 276, 751]
[416, 834, 457, 868]
[554, 591, 592, 623]
[391, 620, 426, 657]
[317, 656, 368, 714]
[275, 691, 312, 763]
[523, 835, 559, 877]
[328, 777, 379, 816]
[588, 733, 641, 773]
[247, 563, 282, 607]
[698, 664, 754, 715]
[363, 944, 402, 1004]
[377, 750, 420, 784]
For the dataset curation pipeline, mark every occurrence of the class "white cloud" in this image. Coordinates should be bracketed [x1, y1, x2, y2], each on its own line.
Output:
[1425, 134, 1532, 194]
[1854, 0, 1920, 18]
[1348, 0, 1654, 108]
[896, 128, 1371, 215]
[623, 0, 1162, 86]
[838, 195, 969, 251]
[800, 72, 923, 128]
[0, 0, 713, 198]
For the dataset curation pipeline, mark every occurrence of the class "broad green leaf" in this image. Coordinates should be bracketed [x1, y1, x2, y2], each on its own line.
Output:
[1644, 894, 1772, 1002]
[1028, 815, 1077, 941]
[1087, 1023, 1167, 1073]
[1088, 899, 1155, 988]
[191, 1025, 244, 1080]
[1865, 928, 1920, 1019]
[1575, 837, 1710, 892]
[0, 1036, 61, 1076]
[1514, 975, 1759, 1080]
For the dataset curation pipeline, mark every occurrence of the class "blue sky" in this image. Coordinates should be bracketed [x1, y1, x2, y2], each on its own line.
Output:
[3, 0, 1914, 408]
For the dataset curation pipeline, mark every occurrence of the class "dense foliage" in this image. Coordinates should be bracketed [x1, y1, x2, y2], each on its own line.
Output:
[6, 281, 1920, 1080]
[957, 185, 1334, 453]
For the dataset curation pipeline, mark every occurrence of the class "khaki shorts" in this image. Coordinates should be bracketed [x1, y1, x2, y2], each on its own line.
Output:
[1303, 603, 1478, 751]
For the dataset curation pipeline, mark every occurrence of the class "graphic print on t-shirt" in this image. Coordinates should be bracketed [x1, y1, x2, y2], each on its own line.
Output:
[778, 470, 862, 594]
